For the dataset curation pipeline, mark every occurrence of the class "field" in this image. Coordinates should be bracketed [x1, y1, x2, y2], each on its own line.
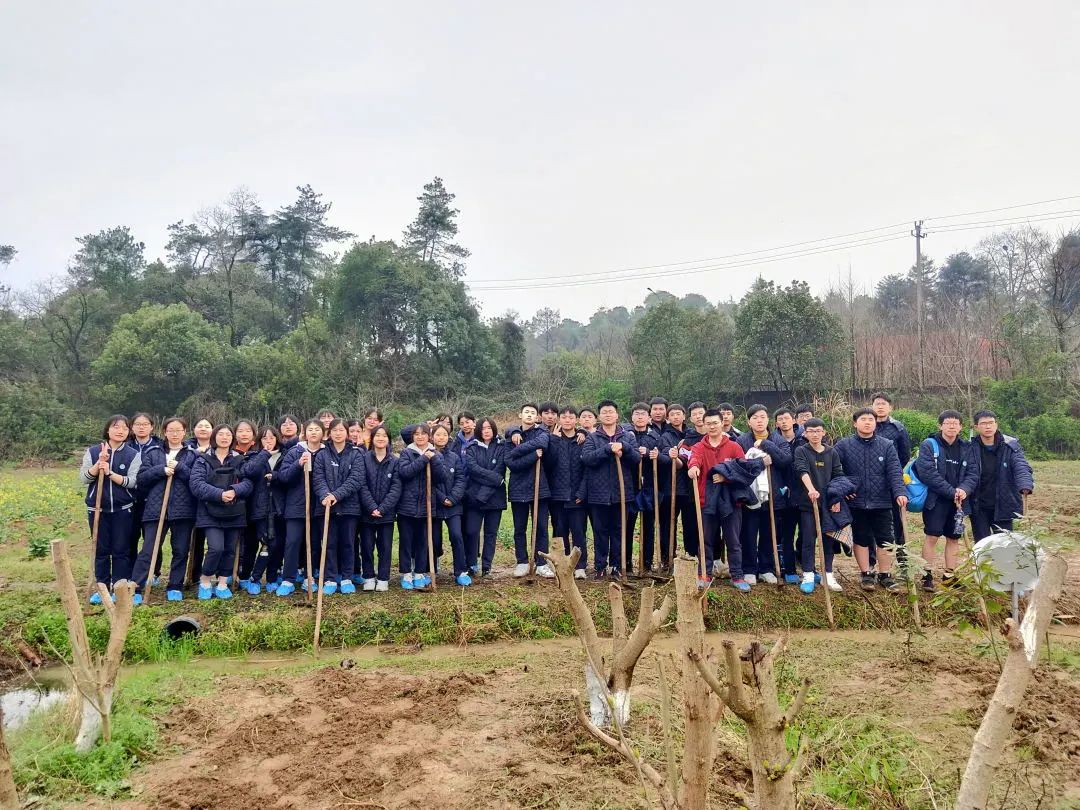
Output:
[1, 462, 1078, 808]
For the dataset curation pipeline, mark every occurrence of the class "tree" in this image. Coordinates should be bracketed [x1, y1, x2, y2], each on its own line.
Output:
[67, 227, 145, 292]
[402, 177, 470, 276]
[23, 280, 113, 383]
[527, 306, 562, 352]
[1039, 229, 1080, 359]
[628, 301, 690, 395]
[494, 317, 526, 390]
[937, 251, 991, 311]
[0, 245, 15, 267]
[91, 303, 226, 414]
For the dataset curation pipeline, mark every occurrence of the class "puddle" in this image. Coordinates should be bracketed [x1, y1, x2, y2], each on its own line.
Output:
[2, 684, 69, 730]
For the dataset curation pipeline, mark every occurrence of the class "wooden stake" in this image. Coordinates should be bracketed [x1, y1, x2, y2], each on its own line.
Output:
[691, 479, 706, 582]
[652, 456, 660, 572]
[668, 453, 678, 573]
[0, 702, 17, 810]
[811, 500, 835, 630]
[86, 453, 106, 595]
[765, 467, 782, 586]
[615, 454, 627, 583]
[529, 457, 541, 580]
[144, 476, 173, 603]
[313, 502, 332, 654]
[303, 465, 313, 603]
[425, 463, 437, 590]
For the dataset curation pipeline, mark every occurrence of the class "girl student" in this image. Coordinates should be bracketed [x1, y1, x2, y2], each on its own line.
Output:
[243, 425, 285, 595]
[312, 419, 365, 594]
[430, 424, 471, 585]
[317, 409, 336, 434]
[463, 418, 506, 578]
[185, 417, 214, 580]
[233, 419, 262, 583]
[395, 423, 446, 590]
[346, 419, 370, 450]
[80, 415, 142, 604]
[188, 424, 268, 600]
[131, 417, 197, 603]
[363, 408, 382, 432]
[127, 412, 161, 562]
[278, 414, 301, 451]
[272, 419, 326, 596]
[357, 425, 401, 591]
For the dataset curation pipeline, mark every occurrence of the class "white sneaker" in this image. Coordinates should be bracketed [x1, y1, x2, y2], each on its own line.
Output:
[826, 572, 842, 592]
[743, 574, 757, 586]
[536, 564, 556, 578]
[712, 560, 722, 576]
[403, 572, 414, 584]
[375, 579, 389, 592]
[513, 563, 530, 577]
[362, 578, 376, 592]
[574, 569, 586, 580]
[760, 572, 777, 585]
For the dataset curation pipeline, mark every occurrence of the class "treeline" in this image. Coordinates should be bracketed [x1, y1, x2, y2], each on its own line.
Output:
[1, 179, 1078, 461]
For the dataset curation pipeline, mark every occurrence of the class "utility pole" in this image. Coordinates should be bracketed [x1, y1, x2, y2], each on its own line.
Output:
[912, 220, 927, 391]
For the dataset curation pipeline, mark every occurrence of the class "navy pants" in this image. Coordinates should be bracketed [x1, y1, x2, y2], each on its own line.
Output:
[397, 515, 428, 575]
[434, 515, 466, 576]
[550, 501, 588, 570]
[676, 495, 700, 558]
[971, 506, 1013, 542]
[739, 506, 777, 577]
[89, 508, 134, 586]
[464, 507, 502, 574]
[798, 509, 834, 574]
[702, 511, 743, 579]
[250, 515, 285, 585]
[201, 526, 240, 578]
[776, 506, 799, 575]
[132, 518, 193, 592]
[325, 515, 357, 582]
[360, 522, 394, 581]
[589, 503, 632, 573]
[283, 516, 323, 584]
[238, 523, 260, 581]
[511, 500, 550, 566]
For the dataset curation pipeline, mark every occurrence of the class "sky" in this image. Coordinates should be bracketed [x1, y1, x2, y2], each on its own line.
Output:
[3, 2, 1080, 322]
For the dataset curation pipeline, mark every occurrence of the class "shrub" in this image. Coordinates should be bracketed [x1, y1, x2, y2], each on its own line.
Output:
[0, 382, 96, 462]
[893, 409, 938, 449]
[1015, 413, 1080, 459]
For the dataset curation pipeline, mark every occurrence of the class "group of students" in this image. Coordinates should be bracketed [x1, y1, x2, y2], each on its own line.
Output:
[79, 392, 1034, 604]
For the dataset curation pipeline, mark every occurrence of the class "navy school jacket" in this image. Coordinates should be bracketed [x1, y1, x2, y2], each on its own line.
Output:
[703, 457, 765, 518]
[875, 417, 913, 465]
[581, 425, 640, 506]
[433, 446, 467, 518]
[81, 442, 140, 513]
[465, 439, 507, 511]
[136, 444, 197, 523]
[544, 429, 587, 507]
[736, 431, 794, 508]
[188, 448, 267, 529]
[274, 443, 324, 520]
[833, 434, 905, 510]
[246, 449, 284, 522]
[396, 445, 448, 518]
[662, 426, 704, 499]
[313, 442, 366, 517]
[127, 436, 162, 503]
[975, 433, 1035, 523]
[505, 425, 551, 502]
[358, 450, 403, 524]
[632, 426, 672, 507]
[914, 433, 981, 515]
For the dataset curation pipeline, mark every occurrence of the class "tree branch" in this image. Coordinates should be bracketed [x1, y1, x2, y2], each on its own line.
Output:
[781, 678, 812, 729]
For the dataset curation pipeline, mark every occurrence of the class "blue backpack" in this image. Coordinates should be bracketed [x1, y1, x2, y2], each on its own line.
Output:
[903, 438, 938, 513]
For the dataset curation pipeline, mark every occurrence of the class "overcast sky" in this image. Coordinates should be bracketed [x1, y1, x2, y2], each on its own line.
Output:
[3, 2, 1080, 322]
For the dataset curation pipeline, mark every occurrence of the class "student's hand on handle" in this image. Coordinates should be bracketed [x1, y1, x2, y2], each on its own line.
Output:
[443, 499, 452, 507]
[954, 488, 968, 504]
[896, 495, 908, 509]
[1020, 489, 1032, 495]
[166, 458, 177, 470]
[830, 502, 841, 513]
[511, 433, 522, 446]
[688, 467, 700, 480]
[222, 490, 236, 503]
[762, 453, 773, 467]
[648, 447, 659, 460]
[535, 449, 543, 459]
[638, 446, 647, 457]
[322, 494, 337, 507]
[265, 472, 273, 481]
[807, 488, 820, 502]
[610, 443, 623, 458]
[164, 466, 174, 478]
[300, 451, 311, 468]
[668, 447, 679, 460]
[424, 450, 435, 459]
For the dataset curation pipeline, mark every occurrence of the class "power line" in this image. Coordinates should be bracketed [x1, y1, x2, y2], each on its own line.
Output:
[928, 209, 1080, 234]
[924, 194, 1080, 223]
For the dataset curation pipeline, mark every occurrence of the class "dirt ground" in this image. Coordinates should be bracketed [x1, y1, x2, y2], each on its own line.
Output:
[105, 631, 1080, 810]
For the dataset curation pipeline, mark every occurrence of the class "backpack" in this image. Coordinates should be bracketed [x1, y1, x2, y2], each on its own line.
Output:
[903, 438, 938, 513]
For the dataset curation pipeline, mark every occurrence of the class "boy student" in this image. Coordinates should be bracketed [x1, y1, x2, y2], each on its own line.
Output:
[663, 403, 702, 562]
[687, 408, 748, 590]
[581, 400, 640, 579]
[771, 407, 805, 583]
[450, 411, 477, 454]
[834, 408, 908, 592]
[545, 406, 589, 579]
[735, 405, 791, 584]
[719, 403, 742, 439]
[505, 403, 555, 578]
[629, 402, 666, 570]
[970, 410, 1034, 541]
[539, 402, 559, 432]
[872, 392, 912, 555]
[795, 404, 814, 426]
[649, 397, 669, 433]
[914, 410, 980, 591]
[793, 418, 844, 593]
[688, 401, 707, 434]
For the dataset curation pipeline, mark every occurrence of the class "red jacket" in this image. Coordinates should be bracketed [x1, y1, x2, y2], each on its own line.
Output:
[688, 434, 745, 505]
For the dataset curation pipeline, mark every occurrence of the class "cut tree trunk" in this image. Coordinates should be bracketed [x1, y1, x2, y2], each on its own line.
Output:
[0, 705, 18, 810]
[955, 554, 1068, 810]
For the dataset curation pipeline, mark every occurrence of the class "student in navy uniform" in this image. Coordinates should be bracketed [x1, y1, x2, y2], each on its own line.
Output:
[185, 417, 214, 582]
[872, 392, 913, 567]
[578, 408, 597, 433]
[317, 409, 336, 434]
[431, 424, 471, 585]
[188, 424, 267, 600]
[834, 409, 908, 592]
[231, 419, 262, 584]
[506, 403, 555, 578]
[719, 402, 742, 440]
[792, 418, 844, 593]
[464, 418, 507, 577]
[127, 413, 161, 563]
[272, 420, 325, 596]
[278, 414, 301, 451]
[647, 398, 679, 567]
[396, 424, 445, 589]
[363, 408, 383, 433]
[629, 402, 665, 571]
[581, 400, 640, 579]
[915, 410, 981, 591]
[661, 403, 702, 563]
[795, 404, 814, 426]
[771, 407, 805, 583]
[538, 402, 559, 433]
[450, 411, 477, 455]
[246, 426, 285, 594]
[970, 410, 1034, 541]
[546, 406, 588, 578]
[313, 419, 365, 595]
[346, 420, 369, 451]
[80, 415, 141, 604]
[736, 405, 792, 585]
[357, 425, 401, 591]
[132, 417, 196, 603]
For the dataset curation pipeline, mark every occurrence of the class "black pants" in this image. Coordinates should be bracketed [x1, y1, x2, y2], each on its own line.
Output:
[464, 507, 502, 573]
[550, 501, 588, 570]
[798, 509, 834, 574]
[702, 511, 743, 579]
[250, 515, 284, 585]
[189, 528, 205, 584]
[676, 494, 700, 558]
[130, 500, 145, 561]
[132, 518, 193, 592]
[238, 523, 260, 581]
[283, 516, 323, 584]
[589, 503, 633, 573]
[397, 515, 428, 575]
[89, 508, 134, 586]
[433, 515, 466, 576]
[739, 506, 777, 577]
[511, 500, 549, 566]
[851, 508, 894, 548]
[201, 526, 240, 579]
[971, 507, 1013, 542]
[325, 515, 357, 582]
[776, 507, 799, 575]
[360, 522, 394, 581]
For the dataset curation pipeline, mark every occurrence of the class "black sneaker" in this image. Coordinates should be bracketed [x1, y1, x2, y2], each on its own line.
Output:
[878, 574, 903, 593]
[593, 569, 605, 581]
[942, 571, 959, 589]
[860, 572, 876, 591]
[921, 571, 936, 593]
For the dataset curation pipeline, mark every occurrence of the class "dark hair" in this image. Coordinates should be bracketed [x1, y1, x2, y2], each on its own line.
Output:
[192, 416, 214, 431]
[538, 401, 558, 414]
[521, 402, 539, 413]
[234, 419, 258, 442]
[852, 408, 875, 421]
[668, 403, 685, 415]
[370, 424, 392, 446]
[278, 413, 300, 429]
[210, 424, 234, 447]
[559, 405, 577, 416]
[773, 407, 792, 419]
[326, 418, 347, 434]
[631, 401, 649, 415]
[412, 423, 431, 439]
[704, 407, 723, 419]
[346, 419, 362, 430]
[718, 402, 735, 413]
[457, 411, 476, 423]
[101, 414, 131, 441]
[870, 391, 892, 405]
[795, 403, 814, 416]
[746, 403, 768, 419]
[688, 401, 706, 413]
[303, 419, 325, 436]
[161, 416, 188, 435]
[578, 407, 596, 418]
[974, 410, 997, 424]
[597, 399, 618, 412]
[938, 410, 964, 425]
[433, 413, 451, 425]
[432, 424, 451, 443]
[804, 418, 826, 429]
[363, 407, 383, 422]
[318, 409, 336, 420]
[648, 397, 669, 408]
[477, 417, 499, 440]
[131, 411, 154, 426]
[259, 425, 282, 450]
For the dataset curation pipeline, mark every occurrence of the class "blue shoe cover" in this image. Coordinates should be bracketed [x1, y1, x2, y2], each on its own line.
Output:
[275, 581, 296, 597]
[456, 573, 472, 586]
[732, 580, 751, 592]
[132, 593, 144, 606]
[197, 585, 213, 600]
[401, 577, 414, 590]
[784, 574, 800, 584]
[89, 592, 102, 605]
[244, 580, 261, 596]
[800, 581, 816, 594]
[339, 580, 356, 594]
[323, 582, 337, 595]
[214, 586, 233, 599]
[166, 589, 183, 602]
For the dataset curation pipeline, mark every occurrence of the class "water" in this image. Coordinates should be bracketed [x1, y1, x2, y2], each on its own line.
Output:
[2, 683, 69, 730]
